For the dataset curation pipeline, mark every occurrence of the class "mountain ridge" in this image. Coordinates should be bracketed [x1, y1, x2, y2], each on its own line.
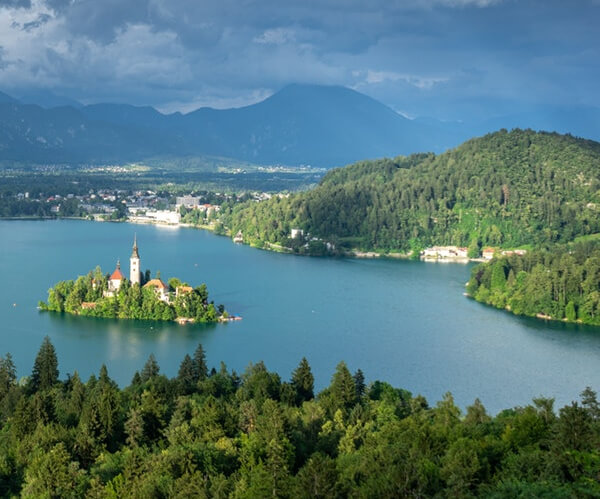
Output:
[0, 85, 598, 168]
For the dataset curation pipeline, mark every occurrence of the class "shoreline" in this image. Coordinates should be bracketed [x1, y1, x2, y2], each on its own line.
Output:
[0, 215, 497, 264]
[464, 292, 592, 328]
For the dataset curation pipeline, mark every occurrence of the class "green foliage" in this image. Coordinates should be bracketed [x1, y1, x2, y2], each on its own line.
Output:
[30, 336, 59, 393]
[40, 268, 227, 323]
[291, 357, 314, 405]
[223, 130, 600, 253]
[1, 339, 599, 497]
[467, 241, 600, 325]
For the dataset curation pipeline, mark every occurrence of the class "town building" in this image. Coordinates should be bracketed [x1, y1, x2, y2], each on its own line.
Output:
[176, 196, 201, 209]
[482, 247, 497, 260]
[421, 246, 469, 260]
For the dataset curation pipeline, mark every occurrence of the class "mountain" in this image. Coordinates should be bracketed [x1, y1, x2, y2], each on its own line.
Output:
[0, 91, 18, 104]
[0, 85, 456, 167]
[0, 101, 176, 163]
[224, 129, 600, 252]
[16, 89, 83, 109]
[178, 84, 446, 166]
[0, 85, 598, 168]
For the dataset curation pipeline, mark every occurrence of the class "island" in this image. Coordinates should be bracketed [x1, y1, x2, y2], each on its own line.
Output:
[39, 236, 233, 323]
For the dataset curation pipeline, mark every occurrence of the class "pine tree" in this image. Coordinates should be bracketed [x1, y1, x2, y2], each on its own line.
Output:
[177, 354, 195, 394]
[30, 336, 59, 392]
[353, 369, 366, 400]
[140, 354, 160, 382]
[130, 371, 142, 386]
[291, 357, 314, 404]
[330, 361, 357, 410]
[0, 353, 16, 399]
[192, 343, 208, 382]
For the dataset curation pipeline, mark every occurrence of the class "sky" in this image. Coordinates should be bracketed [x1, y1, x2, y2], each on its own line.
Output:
[0, 0, 598, 120]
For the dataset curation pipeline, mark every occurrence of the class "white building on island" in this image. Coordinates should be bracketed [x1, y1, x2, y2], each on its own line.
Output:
[130, 234, 141, 285]
[104, 237, 143, 297]
[104, 261, 125, 297]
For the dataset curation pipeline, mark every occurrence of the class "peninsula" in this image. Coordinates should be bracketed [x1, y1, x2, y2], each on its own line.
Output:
[39, 237, 230, 323]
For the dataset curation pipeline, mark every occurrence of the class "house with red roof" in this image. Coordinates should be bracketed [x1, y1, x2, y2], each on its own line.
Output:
[144, 278, 169, 302]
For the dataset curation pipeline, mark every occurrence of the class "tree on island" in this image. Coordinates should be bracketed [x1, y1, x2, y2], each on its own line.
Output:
[40, 266, 228, 324]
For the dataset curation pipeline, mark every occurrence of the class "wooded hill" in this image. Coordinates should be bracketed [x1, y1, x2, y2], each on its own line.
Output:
[467, 241, 600, 325]
[223, 129, 600, 254]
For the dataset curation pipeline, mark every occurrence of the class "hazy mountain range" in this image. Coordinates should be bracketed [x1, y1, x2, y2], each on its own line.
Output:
[0, 84, 598, 168]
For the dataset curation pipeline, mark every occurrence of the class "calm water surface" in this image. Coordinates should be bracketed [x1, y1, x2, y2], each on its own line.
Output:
[2, 219, 599, 413]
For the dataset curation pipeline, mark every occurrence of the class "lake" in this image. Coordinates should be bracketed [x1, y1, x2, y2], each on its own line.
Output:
[1, 219, 599, 413]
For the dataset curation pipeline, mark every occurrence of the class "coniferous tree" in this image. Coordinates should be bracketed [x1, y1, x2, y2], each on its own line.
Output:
[0, 353, 16, 399]
[291, 357, 314, 404]
[30, 336, 59, 392]
[140, 354, 160, 382]
[192, 343, 208, 382]
[177, 354, 195, 394]
[130, 371, 142, 386]
[353, 369, 366, 401]
[330, 361, 357, 411]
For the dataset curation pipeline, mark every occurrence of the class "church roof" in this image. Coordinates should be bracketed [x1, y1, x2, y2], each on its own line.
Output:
[144, 278, 167, 289]
[110, 267, 125, 281]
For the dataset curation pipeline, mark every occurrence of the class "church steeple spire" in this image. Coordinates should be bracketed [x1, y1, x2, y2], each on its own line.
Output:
[130, 235, 141, 285]
[131, 233, 140, 259]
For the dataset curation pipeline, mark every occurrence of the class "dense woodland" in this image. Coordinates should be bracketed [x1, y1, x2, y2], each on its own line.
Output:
[467, 241, 600, 325]
[39, 267, 225, 323]
[0, 338, 598, 497]
[223, 129, 600, 253]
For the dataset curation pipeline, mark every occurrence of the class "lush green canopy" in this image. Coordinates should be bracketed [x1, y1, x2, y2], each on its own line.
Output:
[223, 129, 600, 254]
[0, 338, 598, 497]
[467, 241, 600, 326]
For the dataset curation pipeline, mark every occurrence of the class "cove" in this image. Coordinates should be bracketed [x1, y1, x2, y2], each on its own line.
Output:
[1, 219, 600, 413]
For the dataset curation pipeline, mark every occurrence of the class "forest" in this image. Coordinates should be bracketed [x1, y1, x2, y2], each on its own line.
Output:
[0, 337, 598, 497]
[39, 267, 226, 323]
[467, 240, 600, 325]
[222, 129, 600, 254]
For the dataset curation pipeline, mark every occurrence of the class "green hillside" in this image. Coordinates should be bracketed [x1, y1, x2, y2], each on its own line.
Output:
[467, 241, 600, 325]
[223, 129, 600, 253]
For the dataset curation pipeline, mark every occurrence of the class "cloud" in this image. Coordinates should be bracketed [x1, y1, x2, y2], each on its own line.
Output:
[253, 28, 296, 45]
[362, 70, 449, 89]
[0, 0, 597, 119]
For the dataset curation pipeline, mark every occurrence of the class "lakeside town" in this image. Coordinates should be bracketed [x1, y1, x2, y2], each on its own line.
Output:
[4, 187, 525, 262]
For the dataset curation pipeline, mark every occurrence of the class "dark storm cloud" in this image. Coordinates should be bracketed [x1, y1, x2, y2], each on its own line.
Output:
[0, 0, 32, 8]
[0, 0, 597, 118]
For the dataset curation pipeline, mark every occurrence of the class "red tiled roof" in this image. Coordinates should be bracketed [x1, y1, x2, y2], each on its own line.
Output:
[144, 278, 167, 289]
[110, 268, 125, 280]
[177, 286, 193, 293]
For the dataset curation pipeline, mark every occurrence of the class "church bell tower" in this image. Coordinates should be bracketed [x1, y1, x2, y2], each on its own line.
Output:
[130, 234, 141, 285]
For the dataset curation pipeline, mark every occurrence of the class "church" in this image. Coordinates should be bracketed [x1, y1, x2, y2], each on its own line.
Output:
[104, 236, 142, 297]
[104, 236, 170, 302]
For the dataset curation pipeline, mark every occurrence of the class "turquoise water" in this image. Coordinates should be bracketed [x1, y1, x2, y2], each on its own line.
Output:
[1, 219, 599, 413]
